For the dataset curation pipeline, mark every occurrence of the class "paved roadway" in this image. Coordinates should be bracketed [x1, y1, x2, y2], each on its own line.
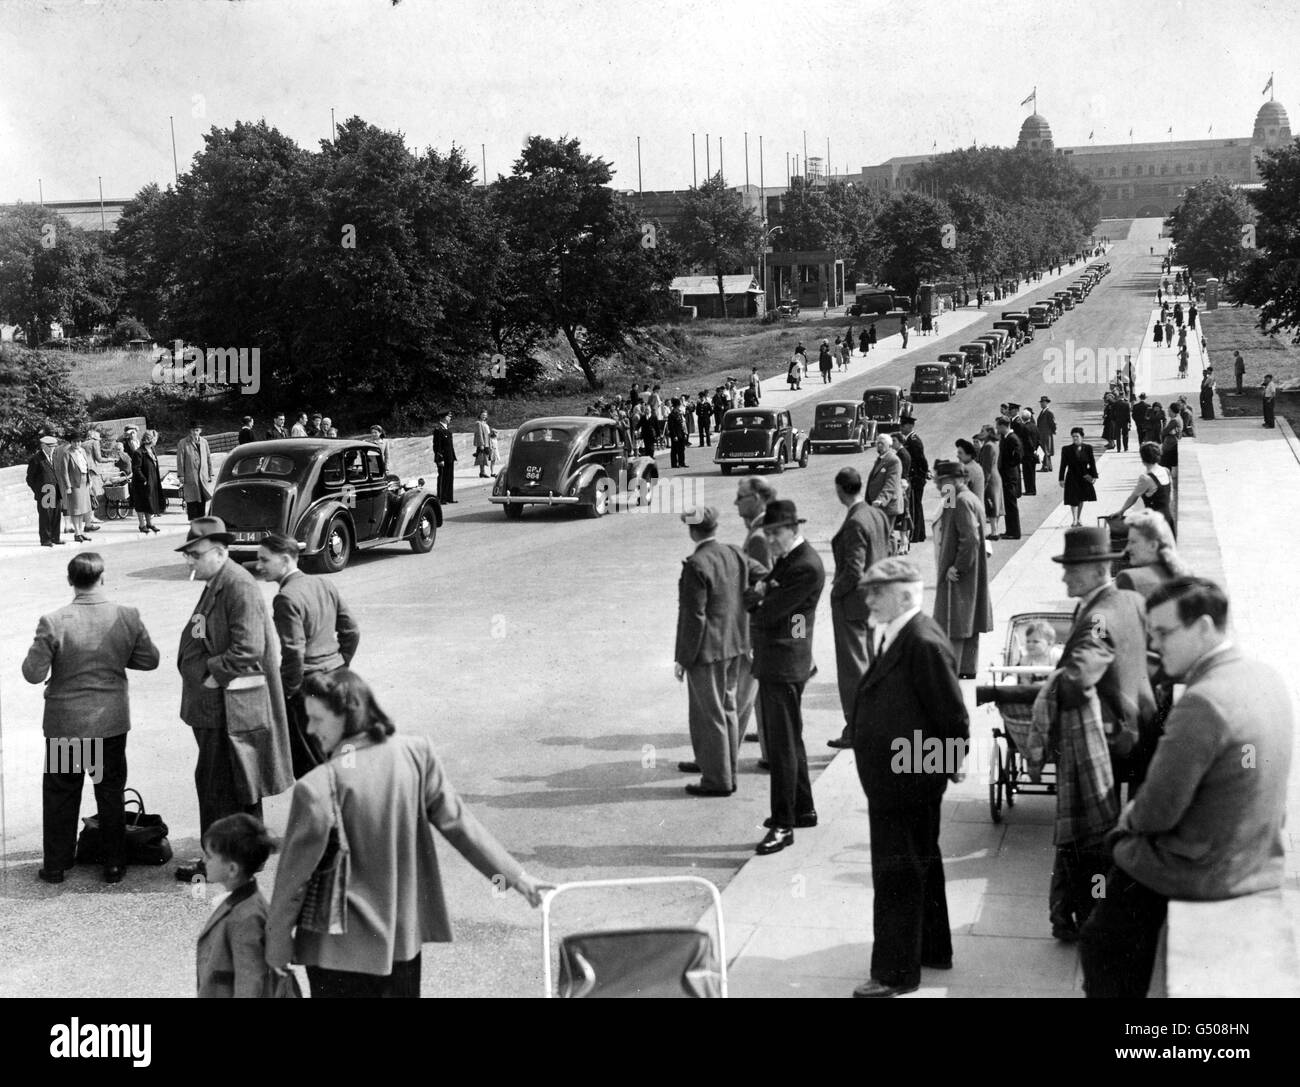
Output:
[0, 220, 1150, 998]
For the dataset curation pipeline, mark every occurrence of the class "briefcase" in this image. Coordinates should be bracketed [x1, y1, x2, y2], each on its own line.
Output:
[75, 787, 173, 866]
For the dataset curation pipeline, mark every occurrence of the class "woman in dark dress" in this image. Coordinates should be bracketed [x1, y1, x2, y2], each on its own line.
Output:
[1113, 443, 1175, 535]
[130, 429, 164, 533]
[1101, 392, 1115, 450]
[859, 328, 869, 354]
[1153, 320, 1164, 346]
[868, 324, 878, 349]
[1173, 301, 1184, 328]
[1058, 426, 1098, 527]
[1200, 368, 1216, 420]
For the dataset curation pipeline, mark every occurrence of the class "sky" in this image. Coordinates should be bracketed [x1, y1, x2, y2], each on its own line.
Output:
[2, 0, 1295, 203]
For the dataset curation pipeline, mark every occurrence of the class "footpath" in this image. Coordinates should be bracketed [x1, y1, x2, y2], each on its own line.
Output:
[708, 270, 1300, 998]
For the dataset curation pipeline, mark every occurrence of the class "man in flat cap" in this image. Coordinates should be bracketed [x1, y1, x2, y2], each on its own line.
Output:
[850, 557, 968, 997]
[932, 460, 992, 679]
[26, 434, 64, 547]
[173, 517, 294, 882]
[747, 500, 825, 855]
[674, 507, 749, 796]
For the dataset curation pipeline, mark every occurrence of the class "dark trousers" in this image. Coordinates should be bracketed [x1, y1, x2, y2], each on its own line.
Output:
[1079, 867, 1168, 998]
[863, 799, 951, 987]
[186, 500, 207, 520]
[1264, 397, 1276, 427]
[36, 498, 61, 545]
[831, 600, 870, 731]
[1236, 375, 1243, 394]
[1117, 425, 1130, 451]
[436, 463, 454, 503]
[307, 954, 422, 998]
[193, 727, 262, 837]
[1048, 840, 1112, 931]
[43, 733, 127, 870]
[669, 439, 688, 468]
[1021, 458, 1036, 495]
[697, 422, 711, 447]
[1002, 484, 1021, 537]
[909, 478, 926, 541]
[760, 679, 812, 827]
[285, 691, 324, 779]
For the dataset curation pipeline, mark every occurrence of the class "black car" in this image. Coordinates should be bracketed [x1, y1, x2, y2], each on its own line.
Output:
[714, 408, 810, 474]
[210, 439, 441, 573]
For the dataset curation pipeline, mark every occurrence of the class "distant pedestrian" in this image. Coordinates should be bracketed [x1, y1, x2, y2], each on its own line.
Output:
[473, 411, 494, 477]
[733, 476, 776, 757]
[869, 324, 878, 350]
[839, 337, 851, 371]
[996, 417, 1023, 539]
[177, 420, 214, 520]
[748, 367, 762, 405]
[921, 310, 932, 336]
[1188, 303, 1198, 330]
[978, 427, 1005, 539]
[290, 413, 308, 438]
[432, 410, 457, 503]
[931, 460, 993, 678]
[1037, 396, 1057, 471]
[667, 400, 689, 468]
[833, 336, 844, 372]
[1262, 373, 1277, 428]
[1152, 320, 1163, 346]
[1233, 351, 1245, 394]
[131, 430, 164, 534]
[267, 414, 290, 441]
[846, 326, 855, 356]
[818, 340, 833, 384]
[900, 315, 909, 348]
[859, 328, 869, 354]
[26, 435, 64, 547]
[788, 345, 805, 390]
[696, 390, 714, 446]
[196, 813, 276, 998]
[57, 432, 94, 542]
[1059, 427, 1099, 527]
[1200, 368, 1216, 420]
[367, 425, 393, 466]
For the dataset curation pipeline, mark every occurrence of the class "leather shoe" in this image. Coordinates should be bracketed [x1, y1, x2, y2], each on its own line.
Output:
[853, 977, 919, 998]
[743, 732, 760, 743]
[685, 783, 735, 797]
[827, 736, 852, 749]
[1052, 924, 1080, 943]
[755, 828, 794, 855]
[764, 813, 817, 829]
[103, 865, 126, 884]
[756, 759, 771, 771]
[174, 860, 207, 882]
[38, 868, 65, 884]
[677, 760, 700, 773]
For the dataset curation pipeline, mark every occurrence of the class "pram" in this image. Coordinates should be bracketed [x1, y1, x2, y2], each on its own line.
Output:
[975, 612, 1073, 823]
[541, 876, 727, 998]
[101, 474, 132, 519]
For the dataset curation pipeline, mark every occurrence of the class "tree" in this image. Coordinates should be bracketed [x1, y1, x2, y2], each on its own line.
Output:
[0, 344, 89, 467]
[1168, 177, 1256, 280]
[871, 192, 959, 300]
[1237, 138, 1300, 340]
[674, 172, 765, 317]
[492, 135, 675, 388]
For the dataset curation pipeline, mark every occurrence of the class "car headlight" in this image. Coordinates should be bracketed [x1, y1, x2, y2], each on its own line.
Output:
[402, 477, 418, 490]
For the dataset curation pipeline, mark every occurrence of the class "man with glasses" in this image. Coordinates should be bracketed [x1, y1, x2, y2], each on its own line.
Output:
[1080, 577, 1293, 998]
[173, 517, 294, 882]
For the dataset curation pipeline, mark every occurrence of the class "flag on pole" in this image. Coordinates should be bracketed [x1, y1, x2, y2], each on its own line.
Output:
[1129, 127, 1133, 137]
[1208, 124, 1213, 135]
[1020, 88, 1035, 107]
[1088, 130, 1094, 140]
[1263, 73, 1274, 96]
[1167, 126, 1173, 134]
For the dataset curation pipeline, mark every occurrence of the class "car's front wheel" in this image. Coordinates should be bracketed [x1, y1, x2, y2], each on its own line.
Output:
[308, 517, 352, 574]
[409, 502, 437, 553]
[773, 447, 787, 473]
[798, 442, 810, 468]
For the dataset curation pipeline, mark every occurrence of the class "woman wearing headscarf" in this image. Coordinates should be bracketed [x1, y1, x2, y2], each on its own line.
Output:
[130, 430, 164, 534]
[266, 669, 548, 997]
[1112, 442, 1175, 535]
[977, 427, 1004, 539]
[1057, 427, 1098, 528]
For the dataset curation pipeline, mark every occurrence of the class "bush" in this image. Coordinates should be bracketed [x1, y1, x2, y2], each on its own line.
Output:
[84, 381, 206, 437]
[111, 316, 150, 346]
[0, 344, 91, 467]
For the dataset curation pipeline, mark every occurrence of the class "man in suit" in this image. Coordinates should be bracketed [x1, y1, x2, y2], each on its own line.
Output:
[431, 410, 457, 504]
[22, 553, 160, 884]
[174, 517, 295, 882]
[866, 433, 903, 518]
[290, 413, 309, 438]
[26, 434, 64, 547]
[1037, 396, 1057, 471]
[1081, 577, 1294, 998]
[1111, 393, 1132, 452]
[1046, 526, 1157, 941]
[673, 507, 748, 796]
[748, 500, 825, 855]
[827, 467, 890, 750]
[176, 420, 214, 520]
[1012, 409, 1038, 496]
[695, 389, 713, 447]
[733, 477, 776, 760]
[1132, 393, 1151, 443]
[851, 557, 969, 997]
[266, 413, 290, 441]
[255, 533, 361, 779]
[666, 399, 689, 468]
[996, 416, 1023, 539]
[899, 415, 929, 541]
[932, 460, 992, 678]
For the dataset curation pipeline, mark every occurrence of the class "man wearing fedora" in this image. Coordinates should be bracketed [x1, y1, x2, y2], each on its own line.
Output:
[747, 500, 825, 855]
[850, 557, 968, 997]
[899, 414, 928, 543]
[1037, 397, 1056, 472]
[176, 420, 214, 521]
[995, 416, 1022, 540]
[26, 434, 65, 547]
[673, 507, 749, 796]
[1039, 526, 1155, 942]
[932, 460, 992, 679]
[174, 517, 295, 882]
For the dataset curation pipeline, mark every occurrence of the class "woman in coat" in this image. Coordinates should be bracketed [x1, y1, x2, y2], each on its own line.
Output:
[978, 428, 1004, 538]
[58, 438, 93, 542]
[1200, 368, 1216, 420]
[266, 669, 548, 997]
[1057, 426, 1098, 527]
[932, 461, 993, 678]
[131, 430, 164, 534]
[1152, 320, 1164, 346]
[1159, 416, 1181, 485]
[788, 343, 806, 390]
[1113, 442, 1175, 535]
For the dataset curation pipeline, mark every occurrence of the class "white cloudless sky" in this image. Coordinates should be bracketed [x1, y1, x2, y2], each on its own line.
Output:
[1, 0, 1295, 202]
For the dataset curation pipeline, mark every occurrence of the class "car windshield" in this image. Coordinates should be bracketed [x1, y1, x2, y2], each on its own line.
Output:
[229, 454, 296, 478]
[815, 404, 854, 420]
[962, 345, 985, 354]
[726, 414, 773, 429]
[861, 391, 897, 414]
[915, 366, 942, 377]
[517, 426, 576, 445]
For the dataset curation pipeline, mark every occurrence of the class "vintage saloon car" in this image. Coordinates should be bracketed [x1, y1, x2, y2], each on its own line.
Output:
[715, 408, 810, 474]
[490, 416, 658, 519]
[210, 439, 441, 574]
[910, 362, 957, 402]
[860, 385, 911, 433]
[992, 320, 1023, 353]
[959, 341, 992, 377]
[1002, 311, 1034, 342]
[939, 351, 973, 387]
[809, 400, 874, 452]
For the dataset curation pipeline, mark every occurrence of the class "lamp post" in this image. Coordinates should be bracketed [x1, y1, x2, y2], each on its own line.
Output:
[762, 225, 784, 311]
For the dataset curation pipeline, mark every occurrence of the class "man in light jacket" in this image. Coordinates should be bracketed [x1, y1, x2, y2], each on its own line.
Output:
[1081, 577, 1293, 997]
[22, 553, 160, 883]
[865, 434, 904, 518]
[176, 420, 214, 520]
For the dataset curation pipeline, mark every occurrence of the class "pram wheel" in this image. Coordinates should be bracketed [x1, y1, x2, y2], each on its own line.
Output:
[988, 737, 1004, 823]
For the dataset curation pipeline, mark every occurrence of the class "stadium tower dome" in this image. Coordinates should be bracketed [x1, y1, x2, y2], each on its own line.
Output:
[1253, 100, 1292, 147]
[1017, 113, 1054, 152]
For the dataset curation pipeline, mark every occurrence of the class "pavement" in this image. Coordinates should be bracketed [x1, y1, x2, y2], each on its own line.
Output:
[708, 235, 1300, 998]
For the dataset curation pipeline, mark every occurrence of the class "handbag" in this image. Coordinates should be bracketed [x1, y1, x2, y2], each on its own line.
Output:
[76, 786, 173, 865]
[297, 762, 349, 934]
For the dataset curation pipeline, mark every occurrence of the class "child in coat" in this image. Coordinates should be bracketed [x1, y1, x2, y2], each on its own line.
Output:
[196, 813, 277, 998]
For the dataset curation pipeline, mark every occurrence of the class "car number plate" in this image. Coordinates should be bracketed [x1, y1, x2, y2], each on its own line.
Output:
[525, 465, 542, 481]
[234, 531, 266, 543]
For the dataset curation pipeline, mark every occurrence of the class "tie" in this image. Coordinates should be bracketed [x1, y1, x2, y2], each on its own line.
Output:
[875, 628, 887, 658]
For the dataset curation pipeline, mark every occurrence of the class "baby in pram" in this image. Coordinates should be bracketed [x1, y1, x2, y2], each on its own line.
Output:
[1013, 620, 1063, 682]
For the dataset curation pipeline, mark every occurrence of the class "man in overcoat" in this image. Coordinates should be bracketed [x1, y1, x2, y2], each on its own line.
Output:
[899, 415, 928, 541]
[748, 500, 825, 855]
[176, 420, 214, 520]
[865, 434, 903, 518]
[174, 517, 294, 882]
[931, 460, 992, 678]
[827, 467, 890, 750]
[26, 434, 64, 547]
[996, 416, 1023, 539]
[673, 507, 748, 796]
[1037, 397, 1057, 472]
[850, 557, 969, 997]
[432, 410, 457, 503]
